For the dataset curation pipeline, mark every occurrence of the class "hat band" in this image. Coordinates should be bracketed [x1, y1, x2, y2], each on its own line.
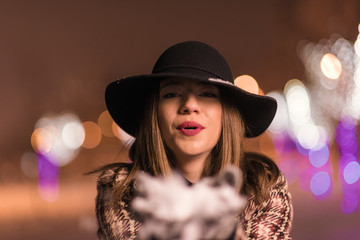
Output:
[153, 66, 225, 80]
[208, 78, 235, 86]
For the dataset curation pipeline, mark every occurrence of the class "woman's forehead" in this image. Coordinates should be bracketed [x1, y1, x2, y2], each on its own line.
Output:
[159, 78, 218, 89]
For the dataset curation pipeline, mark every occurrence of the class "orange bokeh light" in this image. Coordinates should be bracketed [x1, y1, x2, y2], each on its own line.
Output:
[112, 121, 122, 139]
[31, 127, 52, 154]
[112, 121, 135, 145]
[82, 121, 102, 149]
[258, 88, 264, 96]
[234, 75, 259, 94]
[98, 110, 114, 137]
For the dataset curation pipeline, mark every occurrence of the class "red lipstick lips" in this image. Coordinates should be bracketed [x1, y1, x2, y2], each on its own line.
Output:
[176, 121, 204, 136]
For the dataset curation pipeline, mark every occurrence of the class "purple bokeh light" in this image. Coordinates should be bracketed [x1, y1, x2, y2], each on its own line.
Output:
[310, 171, 332, 198]
[272, 133, 297, 153]
[336, 117, 360, 214]
[341, 192, 359, 214]
[335, 119, 359, 156]
[309, 144, 329, 168]
[37, 153, 59, 202]
[339, 154, 358, 174]
[295, 140, 310, 156]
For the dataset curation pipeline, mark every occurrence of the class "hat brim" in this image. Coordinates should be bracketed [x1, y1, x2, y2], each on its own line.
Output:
[106, 72, 277, 138]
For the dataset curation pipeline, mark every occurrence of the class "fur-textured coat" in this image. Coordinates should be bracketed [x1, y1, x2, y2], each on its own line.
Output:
[95, 167, 293, 240]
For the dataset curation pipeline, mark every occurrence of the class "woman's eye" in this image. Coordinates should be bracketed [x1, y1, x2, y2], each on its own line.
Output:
[163, 92, 179, 98]
[201, 92, 218, 98]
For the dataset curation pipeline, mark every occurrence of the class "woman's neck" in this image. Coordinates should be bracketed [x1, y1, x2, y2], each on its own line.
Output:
[174, 154, 207, 183]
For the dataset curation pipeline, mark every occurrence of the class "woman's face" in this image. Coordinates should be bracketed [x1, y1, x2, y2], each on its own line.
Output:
[158, 78, 222, 161]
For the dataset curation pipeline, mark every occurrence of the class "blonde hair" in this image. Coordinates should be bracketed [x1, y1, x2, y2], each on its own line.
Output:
[106, 84, 279, 205]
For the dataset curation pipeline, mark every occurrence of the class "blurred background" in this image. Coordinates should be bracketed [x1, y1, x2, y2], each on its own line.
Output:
[1, 0, 360, 239]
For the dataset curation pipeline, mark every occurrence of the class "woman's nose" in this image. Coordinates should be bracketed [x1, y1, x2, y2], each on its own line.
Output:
[179, 94, 199, 114]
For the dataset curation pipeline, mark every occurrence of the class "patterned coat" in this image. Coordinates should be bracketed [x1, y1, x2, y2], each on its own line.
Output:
[96, 167, 293, 240]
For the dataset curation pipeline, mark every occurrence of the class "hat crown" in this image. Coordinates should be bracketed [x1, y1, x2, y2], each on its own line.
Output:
[152, 41, 233, 82]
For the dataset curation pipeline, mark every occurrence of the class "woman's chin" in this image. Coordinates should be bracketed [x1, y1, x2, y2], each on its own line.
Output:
[171, 147, 212, 161]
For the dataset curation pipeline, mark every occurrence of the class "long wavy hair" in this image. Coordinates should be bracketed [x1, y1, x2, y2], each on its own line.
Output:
[96, 82, 280, 205]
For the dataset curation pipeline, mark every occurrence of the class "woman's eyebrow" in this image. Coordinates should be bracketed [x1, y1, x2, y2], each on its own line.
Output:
[159, 81, 183, 89]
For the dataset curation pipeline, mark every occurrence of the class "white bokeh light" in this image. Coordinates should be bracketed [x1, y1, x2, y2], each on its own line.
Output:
[285, 80, 311, 126]
[33, 112, 83, 167]
[354, 36, 360, 57]
[296, 123, 320, 149]
[266, 91, 289, 134]
[320, 53, 342, 79]
[62, 122, 85, 149]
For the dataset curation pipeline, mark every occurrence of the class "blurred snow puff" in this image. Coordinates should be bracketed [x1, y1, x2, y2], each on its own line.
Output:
[132, 165, 247, 240]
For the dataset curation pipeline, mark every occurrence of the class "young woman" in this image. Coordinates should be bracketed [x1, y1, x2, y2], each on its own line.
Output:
[95, 41, 293, 239]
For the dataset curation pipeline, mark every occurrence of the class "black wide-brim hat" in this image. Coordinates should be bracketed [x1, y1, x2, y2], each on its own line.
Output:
[106, 41, 277, 138]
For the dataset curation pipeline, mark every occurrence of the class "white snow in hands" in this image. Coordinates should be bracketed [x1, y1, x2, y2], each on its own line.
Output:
[132, 165, 247, 240]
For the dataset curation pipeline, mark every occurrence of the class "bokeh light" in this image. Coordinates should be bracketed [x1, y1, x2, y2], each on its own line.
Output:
[335, 116, 360, 214]
[320, 53, 342, 79]
[349, 28, 360, 120]
[258, 88, 264, 96]
[295, 140, 310, 156]
[354, 65, 360, 87]
[309, 144, 329, 168]
[98, 110, 115, 137]
[271, 133, 296, 154]
[273, 27, 360, 212]
[347, 88, 360, 120]
[343, 161, 360, 184]
[298, 36, 356, 126]
[335, 118, 358, 156]
[37, 154, 59, 202]
[31, 127, 53, 154]
[341, 192, 359, 214]
[234, 75, 259, 94]
[62, 122, 85, 149]
[267, 91, 289, 134]
[32, 112, 83, 167]
[339, 154, 357, 174]
[355, 25, 360, 56]
[310, 171, 332, 196]
[296, 123, 320, 149]
[284, 79, 311, 126]
[355, 68, 360, 87]
[82, 121, 102, 149]
[112, 121, 135, 145]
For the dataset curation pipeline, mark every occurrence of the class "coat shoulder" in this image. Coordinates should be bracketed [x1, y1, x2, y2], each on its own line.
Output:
[97, 163, 131, 186]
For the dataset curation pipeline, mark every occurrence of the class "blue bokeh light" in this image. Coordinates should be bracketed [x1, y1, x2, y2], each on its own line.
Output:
[310, 171, 331, 196]
[295, 140, 310, 156]
[343, 161, 360, 184]
[309, 144, 329, 168]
